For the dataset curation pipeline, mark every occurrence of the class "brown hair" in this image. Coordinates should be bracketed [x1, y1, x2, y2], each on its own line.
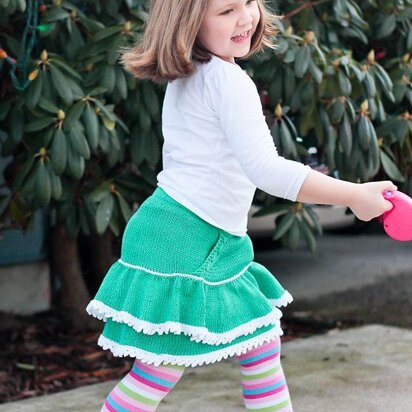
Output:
[120, 0, 279, 83]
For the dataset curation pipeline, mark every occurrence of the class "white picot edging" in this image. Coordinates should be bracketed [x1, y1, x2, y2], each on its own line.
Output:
[97, 328, 284, 367]
[86, 291, 293, 346]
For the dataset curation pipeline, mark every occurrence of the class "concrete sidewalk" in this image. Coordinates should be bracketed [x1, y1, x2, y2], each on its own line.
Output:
[257, 234, 412, 328]
[2, 325, 412, 411]
[1, 234, 411, 411]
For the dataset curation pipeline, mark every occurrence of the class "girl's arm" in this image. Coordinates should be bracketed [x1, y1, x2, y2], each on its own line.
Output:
[296, 169, 397, 222]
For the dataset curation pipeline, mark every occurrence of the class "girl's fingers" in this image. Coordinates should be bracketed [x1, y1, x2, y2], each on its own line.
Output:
[383, 199, 394, 212]
[382, 181, 397, 192]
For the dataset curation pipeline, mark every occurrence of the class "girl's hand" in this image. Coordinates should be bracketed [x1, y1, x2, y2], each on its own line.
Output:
[349, 181, 398, 222]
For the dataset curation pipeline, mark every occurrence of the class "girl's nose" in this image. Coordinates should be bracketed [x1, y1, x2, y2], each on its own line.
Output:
[238, 7, 254, 26]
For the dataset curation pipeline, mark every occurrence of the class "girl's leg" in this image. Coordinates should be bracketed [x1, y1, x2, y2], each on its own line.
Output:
[101, 359, 185, 412]
[237, 337, 293, 411]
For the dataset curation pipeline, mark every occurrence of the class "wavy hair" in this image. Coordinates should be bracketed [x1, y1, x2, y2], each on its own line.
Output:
[120, 0, 279, 83]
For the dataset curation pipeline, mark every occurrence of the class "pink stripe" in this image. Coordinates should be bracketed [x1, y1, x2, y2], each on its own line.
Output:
[238, 339, 280, 360]
[137, 361, 180, 383]
[241, 351, 279, 368]
[242, 371, 284, 386]
[124, 375, 161, 398]
[129, 369, 169, 392]
[245, 391, 289, 406]
[104, 400, 116, 412]
[243, 384, 287, 399]
[111, 389, 153, 412]
[156, 364, 185, 378]
[242, 376, 284, 391]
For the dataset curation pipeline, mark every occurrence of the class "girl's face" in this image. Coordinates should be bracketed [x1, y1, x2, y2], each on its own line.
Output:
[197, 0, 261, 64]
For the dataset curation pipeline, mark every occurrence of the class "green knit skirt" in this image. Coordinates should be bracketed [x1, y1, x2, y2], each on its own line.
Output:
[86, 187, 293, 367]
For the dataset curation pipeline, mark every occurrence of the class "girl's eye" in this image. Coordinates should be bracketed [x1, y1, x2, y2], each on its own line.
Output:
[220, 0, 256, 15]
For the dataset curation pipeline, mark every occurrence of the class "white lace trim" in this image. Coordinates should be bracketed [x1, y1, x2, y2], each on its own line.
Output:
[269, 291, 294, 307]
[97, 328, 284, 367]
[118, 259, 252, 286]
[86, 290, 293, 346]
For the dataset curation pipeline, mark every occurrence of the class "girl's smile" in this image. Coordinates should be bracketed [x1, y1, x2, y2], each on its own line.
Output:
[197, 0, 260, 63]
[231, 29, 252, 43]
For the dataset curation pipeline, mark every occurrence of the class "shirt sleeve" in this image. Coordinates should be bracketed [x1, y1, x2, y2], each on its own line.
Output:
[204, 63, 311, 201]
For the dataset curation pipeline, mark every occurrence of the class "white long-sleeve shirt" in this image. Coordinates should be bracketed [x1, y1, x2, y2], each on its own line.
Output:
[157, 55, 311, 236]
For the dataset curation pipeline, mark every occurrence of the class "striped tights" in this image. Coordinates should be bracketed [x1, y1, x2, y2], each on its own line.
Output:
[101, 337, 292, 411]
[100, 360, 185, 412]
[237, 337, 293, 411]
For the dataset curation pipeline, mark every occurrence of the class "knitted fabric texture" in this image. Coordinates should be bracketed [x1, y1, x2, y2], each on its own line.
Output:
[86, 187, 293, 367]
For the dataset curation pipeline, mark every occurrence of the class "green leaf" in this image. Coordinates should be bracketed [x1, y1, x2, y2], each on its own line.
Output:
[372, 63, 393, 92]
[49, 55, 83, 82]
[9, 106, 24, 144]
[329, 99, 345, 124]
[50, 128, 67, 175]
[101, 65, 116, 93]
[287, 220, 300, 250]
[95, 194, 114, 234]
[64, 100, 85, 129]
[25, 70, 43, 109]
[142, 82, 159, 118]
[309, 60, 323, 84]
[252, 204, 289, 218]
[42, 7, 71, 22]
[115, 192, 132, 222]
[279, 119, 297, 159]
[393, 82, 407, 103]
[273, 213, 295, 240]
[380, 151, 405, 182]
[46, 161, 62, 200]
[300, 218, 316, 253]
[338, 70, 352, 96]
[38, 96, 59, 114]
[376, 14, 396, 39]
[49, 64, 74, 105]
[368, 130, 380, 177]
[88, 86, 108, 96]
[364, 71, 376, 98]
[294, 45, 311, 78]
[69, 126, 91, 159]
[66, 143, 85, 179]
[338, 112, 352, 157]
[34, 161, 51, 206]
[115, 66, 128, 100]
[356, 115, 370, 151]
[407, 27, 412, 51]
[25, 117, 55, 132]
[89, 182, 111, 202]
[138, 106, 151, 131]
[82, 104, 99, 150]
[12, 155, 36, 192]
[303, 206, 323, 235]
[92, 26, 122, 42]
[284, 66, 295, 102]
[94, 99, 116, 121]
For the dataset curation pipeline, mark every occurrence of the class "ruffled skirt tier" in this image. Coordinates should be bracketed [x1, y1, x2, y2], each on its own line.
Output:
[86, 187, 293, 367]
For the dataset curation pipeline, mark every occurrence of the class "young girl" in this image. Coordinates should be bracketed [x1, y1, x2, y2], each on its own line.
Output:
[86, 0, 397, 410]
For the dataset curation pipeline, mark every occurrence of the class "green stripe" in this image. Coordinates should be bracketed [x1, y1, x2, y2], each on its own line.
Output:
[250, 398, 291, 411]
[241, 365, 281, 381]
[118, 382, 158, 406]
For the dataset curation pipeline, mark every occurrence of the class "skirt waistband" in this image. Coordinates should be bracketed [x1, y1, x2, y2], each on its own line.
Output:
[119, 187, 254, 281]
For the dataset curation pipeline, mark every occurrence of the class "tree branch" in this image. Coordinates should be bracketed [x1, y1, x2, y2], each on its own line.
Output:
[283, 0, 333, 20]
